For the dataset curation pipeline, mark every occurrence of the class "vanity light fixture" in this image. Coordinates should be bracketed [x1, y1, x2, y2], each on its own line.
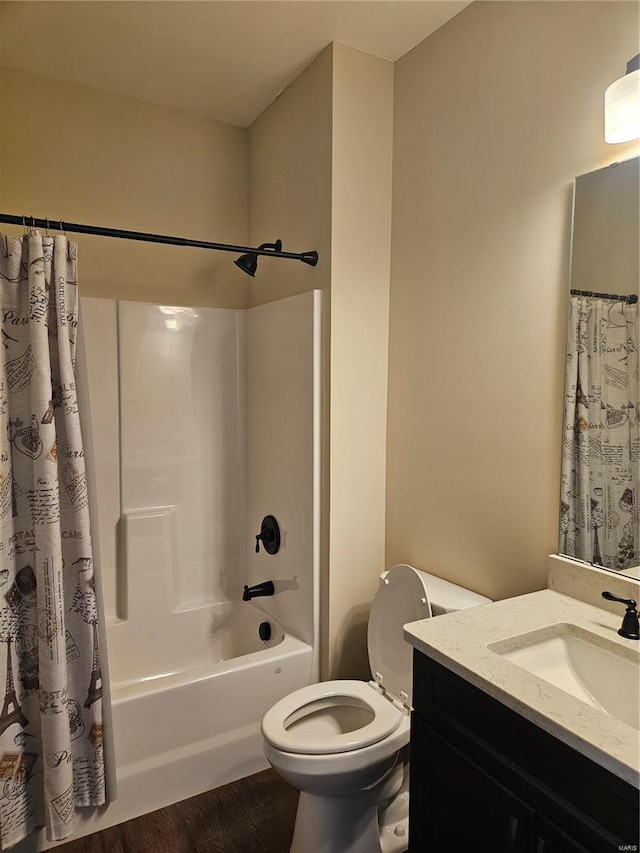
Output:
[605, 53, 640, 143]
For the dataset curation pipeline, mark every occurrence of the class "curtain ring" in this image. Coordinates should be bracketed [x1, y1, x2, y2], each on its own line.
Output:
[30, 215, 35, 230]
[45, 218, 50, 237]
[22, 215, 27, 234]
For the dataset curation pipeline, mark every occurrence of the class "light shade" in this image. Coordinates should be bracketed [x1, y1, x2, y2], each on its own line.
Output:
[605, 67, 640, 143]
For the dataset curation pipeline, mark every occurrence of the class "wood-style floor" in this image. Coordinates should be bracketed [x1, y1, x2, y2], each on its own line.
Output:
[57, 770, 299, 853]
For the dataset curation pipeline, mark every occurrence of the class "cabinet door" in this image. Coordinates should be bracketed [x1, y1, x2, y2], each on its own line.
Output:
[534, 816, 602, 853]
[409, 718, 534, 853]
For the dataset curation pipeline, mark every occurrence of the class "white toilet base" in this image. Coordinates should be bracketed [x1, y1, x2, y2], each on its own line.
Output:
[289, 765, 409, 853]
[378, 774, 409, 853]
[291, 788, 384, 853]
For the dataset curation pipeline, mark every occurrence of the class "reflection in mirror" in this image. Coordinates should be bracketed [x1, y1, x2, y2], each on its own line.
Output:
[559, 158, 639, 577]
[571, 157, 639, 297]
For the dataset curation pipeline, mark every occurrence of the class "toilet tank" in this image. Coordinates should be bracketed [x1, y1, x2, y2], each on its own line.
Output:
[413, 568, 492, 615]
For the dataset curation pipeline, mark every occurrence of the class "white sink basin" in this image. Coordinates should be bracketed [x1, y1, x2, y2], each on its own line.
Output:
[489, 625, 640, 731]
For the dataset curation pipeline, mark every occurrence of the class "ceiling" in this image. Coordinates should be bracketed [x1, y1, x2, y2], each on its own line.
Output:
[0, 1, 470, 127]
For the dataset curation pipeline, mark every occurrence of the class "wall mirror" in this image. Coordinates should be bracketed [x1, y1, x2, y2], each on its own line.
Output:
[559, 156, 639, 578]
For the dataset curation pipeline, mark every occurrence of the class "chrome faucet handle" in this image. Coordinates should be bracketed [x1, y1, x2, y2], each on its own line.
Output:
[602, 591, 640, 640]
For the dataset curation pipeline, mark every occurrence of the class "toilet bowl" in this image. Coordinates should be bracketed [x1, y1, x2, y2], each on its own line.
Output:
[261, 564, 491, 853]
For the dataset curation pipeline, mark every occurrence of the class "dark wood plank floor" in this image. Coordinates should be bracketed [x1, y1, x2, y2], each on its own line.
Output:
[57, 770, 299, 853]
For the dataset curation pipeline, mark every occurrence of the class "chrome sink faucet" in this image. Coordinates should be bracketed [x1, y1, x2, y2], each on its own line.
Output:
[602, 592, 640, 640]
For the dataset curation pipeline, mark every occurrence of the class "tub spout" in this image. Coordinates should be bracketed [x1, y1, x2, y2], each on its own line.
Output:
[243, 581, 275, 601]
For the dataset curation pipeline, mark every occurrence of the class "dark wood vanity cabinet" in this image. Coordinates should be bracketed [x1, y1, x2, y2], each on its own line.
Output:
[409, 653, 639, 853]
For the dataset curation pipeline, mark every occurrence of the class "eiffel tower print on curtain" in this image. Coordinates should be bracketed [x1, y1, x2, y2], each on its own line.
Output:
[0, 638, 28, 737]
[84, 622, 102, 709]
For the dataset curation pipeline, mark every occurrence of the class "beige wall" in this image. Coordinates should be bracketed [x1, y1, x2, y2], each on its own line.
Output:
[247, 46, 333, 306]
[387, 1, 640, 601]
[248, 44, 393, 679]
[0, 67, 249, 308]
[329, 44, 393, 679]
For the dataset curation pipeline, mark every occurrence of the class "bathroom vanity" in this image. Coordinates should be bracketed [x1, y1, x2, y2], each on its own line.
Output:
[404, 586, 640, 853]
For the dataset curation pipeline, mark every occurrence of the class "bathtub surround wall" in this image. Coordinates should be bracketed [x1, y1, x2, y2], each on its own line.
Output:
[81, 293, 319, 671]
[84, 299, 246, 663]
[77, 301, 120, 625]
[244, 292, 321, 665]
[74, 308, 246, 640]
[120, 303, 244, 614]
[386, 1, 640, 601]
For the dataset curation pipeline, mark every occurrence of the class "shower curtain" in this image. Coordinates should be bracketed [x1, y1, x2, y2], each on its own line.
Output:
[560, 295, 639, 570]
[0, 231, 106, 848]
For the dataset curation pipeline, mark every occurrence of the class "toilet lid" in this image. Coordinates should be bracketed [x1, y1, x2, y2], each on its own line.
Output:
[261, 680, 403, 754]
[367, 564, 432, 706]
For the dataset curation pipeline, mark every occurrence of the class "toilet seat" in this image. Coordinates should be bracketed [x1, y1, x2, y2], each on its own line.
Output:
[367, 564, 432, 708]
[261, 679, 403, 755]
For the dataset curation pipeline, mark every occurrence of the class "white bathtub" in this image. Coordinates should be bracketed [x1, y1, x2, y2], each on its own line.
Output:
[39, 604, 312, 849]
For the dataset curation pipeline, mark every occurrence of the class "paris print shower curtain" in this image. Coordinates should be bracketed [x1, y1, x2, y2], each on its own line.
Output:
[560, 295, 639, 570]
[0, 231, 106, 848]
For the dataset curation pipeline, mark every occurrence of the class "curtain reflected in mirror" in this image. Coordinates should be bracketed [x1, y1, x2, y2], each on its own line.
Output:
[559, 158, 639, 576]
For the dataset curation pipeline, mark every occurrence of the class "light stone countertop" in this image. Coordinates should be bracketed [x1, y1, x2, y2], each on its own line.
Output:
[403, 589, 640, 788]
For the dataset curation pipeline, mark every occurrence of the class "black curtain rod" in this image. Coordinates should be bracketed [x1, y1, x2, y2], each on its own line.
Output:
[570, 288, 638, 304]
[0, 213, 318, 267]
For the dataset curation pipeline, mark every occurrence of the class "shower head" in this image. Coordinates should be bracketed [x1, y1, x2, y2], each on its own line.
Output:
[234, 240, 282, 277]
[234, 252, 258, 277]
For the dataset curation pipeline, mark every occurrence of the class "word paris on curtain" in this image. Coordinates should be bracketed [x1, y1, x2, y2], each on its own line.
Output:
[560, 295, 639, 571]
[0, 231, 106, 848]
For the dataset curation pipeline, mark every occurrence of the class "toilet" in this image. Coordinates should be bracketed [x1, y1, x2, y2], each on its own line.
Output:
[261, 564, 491, 853]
